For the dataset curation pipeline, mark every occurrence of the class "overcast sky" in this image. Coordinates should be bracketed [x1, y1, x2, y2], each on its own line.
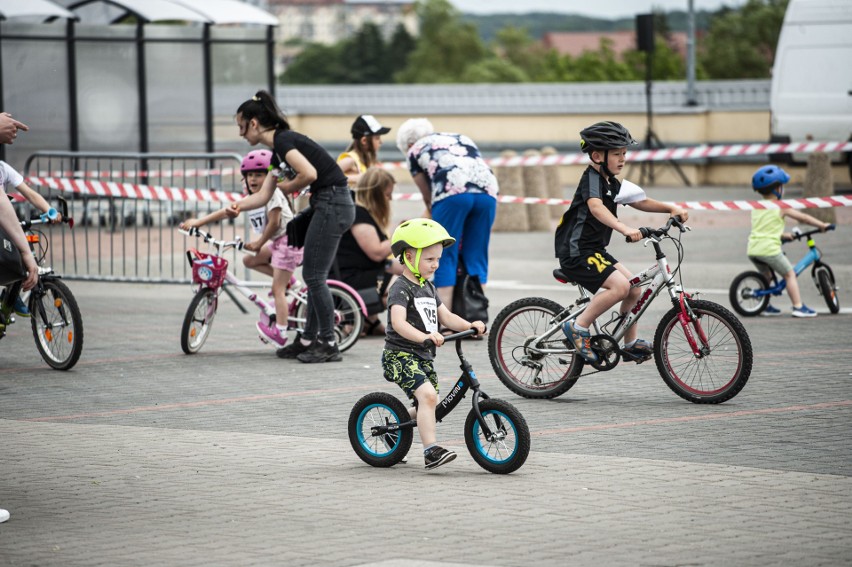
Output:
[449, 0, 746, 18]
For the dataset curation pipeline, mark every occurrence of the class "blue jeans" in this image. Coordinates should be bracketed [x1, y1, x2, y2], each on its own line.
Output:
[302, 187, 355, 342]
[431, 192, 497, 288]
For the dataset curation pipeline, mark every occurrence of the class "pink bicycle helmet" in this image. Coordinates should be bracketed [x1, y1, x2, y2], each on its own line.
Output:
[240, 149, 272, 174]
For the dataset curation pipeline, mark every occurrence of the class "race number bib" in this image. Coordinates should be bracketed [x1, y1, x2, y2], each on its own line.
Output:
[414, 297, 439, 333]
[246, 208, 267, 235]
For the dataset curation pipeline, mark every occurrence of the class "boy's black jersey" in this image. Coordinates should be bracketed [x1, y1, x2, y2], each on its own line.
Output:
[555, 166, 621, 258]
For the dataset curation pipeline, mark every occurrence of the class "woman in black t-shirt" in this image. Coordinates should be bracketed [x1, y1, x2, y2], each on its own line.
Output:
[334, 168, 402, 336]
[229, 90, 355, 364]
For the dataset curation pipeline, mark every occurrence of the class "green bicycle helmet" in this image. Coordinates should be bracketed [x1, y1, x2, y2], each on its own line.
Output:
[391, 218, 456, 283]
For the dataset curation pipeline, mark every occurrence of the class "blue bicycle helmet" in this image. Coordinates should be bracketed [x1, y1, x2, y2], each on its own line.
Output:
[752, 165, 790, 197]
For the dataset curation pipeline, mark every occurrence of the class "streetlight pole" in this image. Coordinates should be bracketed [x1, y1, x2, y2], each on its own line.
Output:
[686, 0, 698, 106]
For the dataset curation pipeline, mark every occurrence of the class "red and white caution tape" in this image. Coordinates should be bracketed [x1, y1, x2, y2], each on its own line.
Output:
[24, 140, 852, 179]
[25, 176, 242, 203]
[394, 192, 852, 211]
[23, 176, 852, 211]
[34, 167, 240, 179]
[383, 140, 852, 170]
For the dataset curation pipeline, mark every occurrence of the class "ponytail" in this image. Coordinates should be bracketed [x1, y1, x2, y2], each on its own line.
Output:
[236, 90, 290, 131]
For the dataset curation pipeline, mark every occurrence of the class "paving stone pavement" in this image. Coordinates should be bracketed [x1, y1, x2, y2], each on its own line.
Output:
[1, 186, 851, 567]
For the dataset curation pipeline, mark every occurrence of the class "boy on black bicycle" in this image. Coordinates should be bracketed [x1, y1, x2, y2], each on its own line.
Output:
[383, 219, 486, 470]
[555, 121, 687, 363]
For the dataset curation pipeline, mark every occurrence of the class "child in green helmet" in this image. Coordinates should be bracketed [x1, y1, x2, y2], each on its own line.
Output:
[382, 218, 487, 470]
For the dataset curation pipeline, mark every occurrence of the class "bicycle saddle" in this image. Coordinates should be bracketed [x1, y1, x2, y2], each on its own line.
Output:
[552, 269, 578, 286]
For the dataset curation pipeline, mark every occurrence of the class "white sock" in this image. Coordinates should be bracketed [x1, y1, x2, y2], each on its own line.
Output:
[299, 337, 312, 346]
[423, 443, 436, 454]
[276, 324, 287, 334]
[573, 322, 589, 333]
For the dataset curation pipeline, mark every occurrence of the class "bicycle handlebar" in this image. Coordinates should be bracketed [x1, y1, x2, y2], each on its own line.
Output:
[420, 327, 481, 348]
[20, 196, 73, 230]
[626, 215, 689, 243]
[785, 224, 836, 242]
[179, 226, 247, 252]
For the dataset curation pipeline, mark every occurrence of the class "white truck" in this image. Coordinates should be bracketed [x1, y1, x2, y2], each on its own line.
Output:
[769, 0, 852, 176]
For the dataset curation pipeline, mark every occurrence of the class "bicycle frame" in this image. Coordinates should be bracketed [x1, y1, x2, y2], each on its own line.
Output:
[531, 243, 682, 353]
[526, 221, 711, 360]
[370, 331, 501, 441]
[750, 239, 822, 298]
[184, 232, 370, 326]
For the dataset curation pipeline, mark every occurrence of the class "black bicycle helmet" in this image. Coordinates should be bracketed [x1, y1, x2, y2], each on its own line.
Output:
[579, 121, 638, 153]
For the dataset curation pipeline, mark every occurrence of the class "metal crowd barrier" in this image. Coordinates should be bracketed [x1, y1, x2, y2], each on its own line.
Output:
[21, 151, 249, 284]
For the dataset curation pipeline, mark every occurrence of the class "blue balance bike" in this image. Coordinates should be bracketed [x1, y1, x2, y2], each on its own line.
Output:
[729, 225, 838, 316]
[348, 329, 530, 474]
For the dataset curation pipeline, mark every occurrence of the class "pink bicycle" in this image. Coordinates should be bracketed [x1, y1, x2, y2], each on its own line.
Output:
[179, 227, 367, 354]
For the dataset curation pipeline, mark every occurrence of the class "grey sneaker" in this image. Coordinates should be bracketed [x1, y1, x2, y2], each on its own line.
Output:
[296, 341, 342, 363]
[424, 446, 456, 470]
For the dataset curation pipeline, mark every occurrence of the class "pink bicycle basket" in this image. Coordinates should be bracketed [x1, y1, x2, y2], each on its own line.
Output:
[191, 253, 228, 287]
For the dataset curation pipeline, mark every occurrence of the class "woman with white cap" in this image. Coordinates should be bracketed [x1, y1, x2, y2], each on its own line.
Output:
[337, 114, 391, 186]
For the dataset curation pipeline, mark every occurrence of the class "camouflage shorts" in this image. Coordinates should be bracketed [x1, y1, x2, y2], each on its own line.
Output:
[382, 349, 438, 399]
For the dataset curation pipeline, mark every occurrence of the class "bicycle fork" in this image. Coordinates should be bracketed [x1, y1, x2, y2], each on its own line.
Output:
[675, 292, 710, 358]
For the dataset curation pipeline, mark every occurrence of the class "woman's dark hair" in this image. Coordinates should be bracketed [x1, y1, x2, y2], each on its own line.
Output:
[236, 90, 290, 131]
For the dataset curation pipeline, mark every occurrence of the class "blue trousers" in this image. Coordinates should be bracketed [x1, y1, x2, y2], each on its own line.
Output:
[431, 192, 497, 288]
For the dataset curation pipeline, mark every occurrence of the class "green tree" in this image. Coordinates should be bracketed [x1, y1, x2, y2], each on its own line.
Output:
[699, 0, 789, 79]
[348, 22, 388, 83]
[282, 42, 348, 84]
[386, 23, 416, 78]
[492, 27, 561, 82]
[395, 0, 488, 83]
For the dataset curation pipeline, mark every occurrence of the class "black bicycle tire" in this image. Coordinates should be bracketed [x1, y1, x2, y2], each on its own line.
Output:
[815, 266, 840, 314]
[488, 297, 582, 399]
[729, 271, 770, 317]
[464, 398, 530, 474]
[348, 392, 413, 468]
[654, 299, 752, 404]
[180, 288, 217, 354]
[29, 279, 84, 371]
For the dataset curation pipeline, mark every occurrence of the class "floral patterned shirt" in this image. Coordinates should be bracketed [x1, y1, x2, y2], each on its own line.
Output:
[407, 133, 499, 205]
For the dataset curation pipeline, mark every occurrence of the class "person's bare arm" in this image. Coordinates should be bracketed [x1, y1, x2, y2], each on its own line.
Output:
[629, 197, 689, 222]
[15, 182, 61, 222]
[351, 223, 391, 262]
[587, 198, 642, 243]
[782, 208, 830, 230]
[390, 303, 444, 347]
[275, 149, 318, 196]
[180, 207, 230, 230]
[227, 170, 278, 217]
[246, 206, 281, 252]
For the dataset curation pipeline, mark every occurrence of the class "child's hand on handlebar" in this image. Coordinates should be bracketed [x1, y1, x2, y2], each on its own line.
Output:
[425, 331, 445, 347]
[625, 227, 643, 243]
[670, 208, 689, 223]
[469, 321, 487, 336]
[244, 240, 263, 252]
[179, 218, 200, 231]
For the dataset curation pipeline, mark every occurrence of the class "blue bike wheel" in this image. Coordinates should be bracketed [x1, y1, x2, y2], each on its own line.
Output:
[464, 399, 530, 474]
[348, 392, 412, 467]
